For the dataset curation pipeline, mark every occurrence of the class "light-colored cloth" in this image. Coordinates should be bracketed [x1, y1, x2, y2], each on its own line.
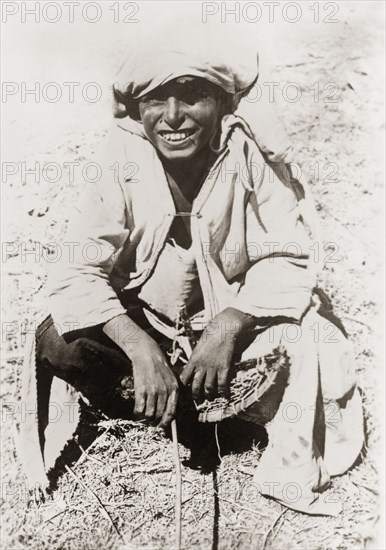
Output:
[17, 333, 80, 484]
[137, 239, 202, 322]
[114, 23, 258, 107]
[46, 113, 316, 333]
[238, 303, 363, 516]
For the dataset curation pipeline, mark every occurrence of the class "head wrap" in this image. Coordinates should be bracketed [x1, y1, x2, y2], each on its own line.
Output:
[115, 20, 294, 164]
[114, 23, 259, 109]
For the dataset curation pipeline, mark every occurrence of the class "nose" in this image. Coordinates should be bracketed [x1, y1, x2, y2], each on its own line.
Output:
[163, 97, 185, 129]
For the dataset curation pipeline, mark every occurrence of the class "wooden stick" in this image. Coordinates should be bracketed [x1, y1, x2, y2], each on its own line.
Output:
[262, 509, 287, 550]
[171, 419, 182, 550]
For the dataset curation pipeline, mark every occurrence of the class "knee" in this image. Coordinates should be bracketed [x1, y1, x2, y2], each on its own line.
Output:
[36, 317, 88, 372]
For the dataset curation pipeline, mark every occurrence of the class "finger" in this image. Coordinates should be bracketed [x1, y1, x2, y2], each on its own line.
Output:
[217, 367, 230, 398]
[155, 390, 167, 420]
[144, 391, 156, 420]
[191, 370, 206, 402]
[204, 370, 217, 401]
[180, 361, 195, 385]
[134, 391, 146, 416]
[159, 389, 178, 429]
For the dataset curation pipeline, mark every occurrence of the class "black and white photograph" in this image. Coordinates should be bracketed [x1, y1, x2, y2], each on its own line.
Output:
[1, 1, 385, 548]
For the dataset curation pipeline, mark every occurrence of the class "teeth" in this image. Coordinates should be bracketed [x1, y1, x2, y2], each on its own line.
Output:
[160, 131, 192, 142]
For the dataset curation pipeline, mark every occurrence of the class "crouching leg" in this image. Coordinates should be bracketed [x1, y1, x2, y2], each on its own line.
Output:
[35, 315, 135, 418]
[240, 308, 363, 516]
[196, 305, 364, 515]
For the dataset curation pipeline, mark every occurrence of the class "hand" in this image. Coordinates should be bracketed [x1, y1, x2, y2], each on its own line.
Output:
[103, 314, 178, 428]
[180, 308, 256, 402]
[129, 333, 179, 428]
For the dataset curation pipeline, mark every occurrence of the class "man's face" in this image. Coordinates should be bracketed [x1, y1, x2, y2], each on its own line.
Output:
[138, 77, 223, 162]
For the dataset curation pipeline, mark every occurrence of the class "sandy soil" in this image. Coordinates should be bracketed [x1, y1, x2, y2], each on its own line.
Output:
[1, 1, 384, 549]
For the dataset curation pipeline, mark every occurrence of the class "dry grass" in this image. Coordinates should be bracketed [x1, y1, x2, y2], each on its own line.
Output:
[1, 412, 380, 549]
[1, 3, 383, 549]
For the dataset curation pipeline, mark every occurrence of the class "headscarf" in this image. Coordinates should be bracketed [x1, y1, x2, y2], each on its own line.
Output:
[114, 23, 259, 109]
[114, 20, 295, 164]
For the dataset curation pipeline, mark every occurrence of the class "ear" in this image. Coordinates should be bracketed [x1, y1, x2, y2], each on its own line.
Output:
[113, 85, 141, 120]
[218, 91, 234, 118]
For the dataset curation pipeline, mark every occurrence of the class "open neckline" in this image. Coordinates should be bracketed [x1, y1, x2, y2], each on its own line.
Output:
[169, 148, 228, 250]
[158, 146, 228, 216]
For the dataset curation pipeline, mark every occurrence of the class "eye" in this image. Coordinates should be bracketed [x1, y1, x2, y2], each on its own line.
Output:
[182, 89, 202, 105]
[181, 83, 216, 105]
[140, 89, 170, 105]
[139, 81, 218, 108]
[140, 96, 163, 106]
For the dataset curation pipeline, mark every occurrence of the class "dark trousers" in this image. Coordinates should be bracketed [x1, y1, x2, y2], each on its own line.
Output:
[35, 309, 270, 471]
[35, 303, 177, 419]
[34, 306, 233, 466]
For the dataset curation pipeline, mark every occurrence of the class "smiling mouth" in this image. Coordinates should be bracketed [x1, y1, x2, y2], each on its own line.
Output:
[158, 129, 196, 143]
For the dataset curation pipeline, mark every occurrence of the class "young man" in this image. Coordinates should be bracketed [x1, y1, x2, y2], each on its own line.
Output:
[21, 28, 364, 515]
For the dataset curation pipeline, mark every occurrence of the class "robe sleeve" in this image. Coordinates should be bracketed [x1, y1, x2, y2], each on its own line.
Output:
[46, 127, 130, 333]
[231, 151, 317, 322]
